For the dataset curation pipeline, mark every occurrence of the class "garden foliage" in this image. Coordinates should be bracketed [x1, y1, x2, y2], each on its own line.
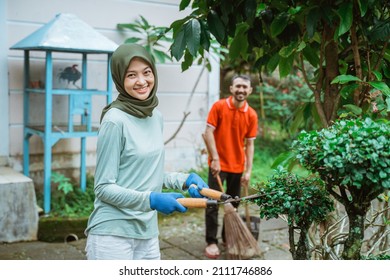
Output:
[293, 117, 390, 259]
[256, 168, 333, 259]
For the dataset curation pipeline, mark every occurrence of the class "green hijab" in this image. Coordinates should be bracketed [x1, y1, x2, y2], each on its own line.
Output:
[100, 44, 159, 122]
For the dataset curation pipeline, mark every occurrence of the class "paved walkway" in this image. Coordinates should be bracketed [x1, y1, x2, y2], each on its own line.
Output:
[0, 206, 292, 260]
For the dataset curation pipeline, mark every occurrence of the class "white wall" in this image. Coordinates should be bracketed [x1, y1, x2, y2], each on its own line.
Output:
[5, 0, 219, 183]
[0, 0, 9, 166]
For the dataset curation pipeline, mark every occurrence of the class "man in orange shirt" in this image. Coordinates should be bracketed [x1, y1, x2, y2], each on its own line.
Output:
[203, 74, 258, 258]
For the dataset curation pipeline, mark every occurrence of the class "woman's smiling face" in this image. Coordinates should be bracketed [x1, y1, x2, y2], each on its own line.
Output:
[124, 57, 155, 100]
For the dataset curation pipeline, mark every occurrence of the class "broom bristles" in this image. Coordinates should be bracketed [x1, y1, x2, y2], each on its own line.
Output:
[224, 202, 261, 259]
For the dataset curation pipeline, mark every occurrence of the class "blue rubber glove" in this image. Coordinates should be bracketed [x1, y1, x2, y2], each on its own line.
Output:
[149, 192, 187, 215]
[185, 173, 209, 198]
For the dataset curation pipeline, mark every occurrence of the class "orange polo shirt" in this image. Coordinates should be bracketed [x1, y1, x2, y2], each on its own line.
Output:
[206, 96, 258, 173]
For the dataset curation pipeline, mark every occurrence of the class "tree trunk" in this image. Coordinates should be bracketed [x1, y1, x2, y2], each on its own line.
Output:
[342, 210, 365, 260]
[323, 24, 340, 124]
[289, 223, 310, 260]
[295, 226, 310, 260]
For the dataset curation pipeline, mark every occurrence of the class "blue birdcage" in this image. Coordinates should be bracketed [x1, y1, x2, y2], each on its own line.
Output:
[10, 13, 118, 214]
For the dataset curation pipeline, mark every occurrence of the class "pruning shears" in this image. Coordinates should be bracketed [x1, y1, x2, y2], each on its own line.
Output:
[177, 187, 263, 208]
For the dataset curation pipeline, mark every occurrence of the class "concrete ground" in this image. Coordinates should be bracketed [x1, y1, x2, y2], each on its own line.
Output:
[0, 205, 292, 260]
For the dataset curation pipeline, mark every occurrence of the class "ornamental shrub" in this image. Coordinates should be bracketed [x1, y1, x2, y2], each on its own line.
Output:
[292, 117, 390, 259]
[255, 168, 334, 260]
[294, 117, 390, 191]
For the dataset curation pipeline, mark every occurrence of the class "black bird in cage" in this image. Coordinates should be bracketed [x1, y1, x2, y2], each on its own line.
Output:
[58, 64, 82, 88]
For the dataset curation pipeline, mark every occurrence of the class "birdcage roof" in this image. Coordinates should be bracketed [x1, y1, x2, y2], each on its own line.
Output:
[10, 13, 118, 53]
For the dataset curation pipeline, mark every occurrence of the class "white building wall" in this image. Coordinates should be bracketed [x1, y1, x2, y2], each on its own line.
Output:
[4, 0, 219, 185]
[0, 0, 9, 166]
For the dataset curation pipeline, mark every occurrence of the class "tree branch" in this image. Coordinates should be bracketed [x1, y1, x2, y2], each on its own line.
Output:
[300, 53, 316, 93]
[305, 30, 328, 128]
[164, 63, 206, 145]
[164, 111, 191, 145]
[350, 23, 363, 105]
[373, 42, 388, 71]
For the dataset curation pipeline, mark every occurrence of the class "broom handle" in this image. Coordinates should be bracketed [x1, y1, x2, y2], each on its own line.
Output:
[216, 174, 224, 192]
[243, 182, 251, 229]
[202, 133, 224, 192]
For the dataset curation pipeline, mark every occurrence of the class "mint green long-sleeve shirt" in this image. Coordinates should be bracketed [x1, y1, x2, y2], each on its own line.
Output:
[85, 108, 188, 239]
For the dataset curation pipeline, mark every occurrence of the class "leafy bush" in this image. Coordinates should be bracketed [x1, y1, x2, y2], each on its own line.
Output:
[292, 117, 390, 259]
[255, 168, 334, 259]
[294, 117, 390, 192]
[260, 74, 313, 123]
[117, 15, 172, 63]
[37, 172, 95, 218]
[256, 168, 333, 224]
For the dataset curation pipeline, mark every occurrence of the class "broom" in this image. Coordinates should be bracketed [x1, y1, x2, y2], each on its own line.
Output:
[219, 175, 261, 260]
[224, 202, 261, 259]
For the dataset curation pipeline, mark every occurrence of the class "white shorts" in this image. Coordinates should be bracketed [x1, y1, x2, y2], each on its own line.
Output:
[85, 234, 161, 260]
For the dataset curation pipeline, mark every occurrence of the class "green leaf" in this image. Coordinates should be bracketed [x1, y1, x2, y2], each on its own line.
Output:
[289, 104, 305, 134]
[256, 3, 267, 15]
[368, 81, 390, 97]
[339, 60, 348, 75]
[153, 49, 171, 63]
[184, 19, 201, 56]
[337, 2, 353, 36]
[302, 45, 319, 67]
[271, 150, 298, 170]
[279, 55, 294, 77]
[117, 23, 141, 32]
[229, 35, 248, 60]
[384, 49, 390, 62]
[331, 75, 362, 84]
[279, 41, 299, 58]
[310, 102, 323, 128]
[199, 20, 211, 51]
[181, 50, 193, 71]
[357, 0, 368, 17]
[207, 10, 225, 43]
[297, 41, 306, 52]
[244, 0, 257, 21]
[371, 70, 383, 81]
[171, 28, 186, 61]
[124, 38, 141, 44]
[386, 97, 390, 112]
[271, 12, 289, 37]
[380, 171, 388, 179]
[306, 7, 320, 38]
[179, 0, 191, 11]
[340, 84, 359, 99]
[170, 17, 190, 36]
[139, 15, 150, 29]
[368, 20, 390, 42]
[288, 6, 302, 15]
[229, 23, 249, 60]
[343, 104, 362, 116]
[267, 53, 280, 73]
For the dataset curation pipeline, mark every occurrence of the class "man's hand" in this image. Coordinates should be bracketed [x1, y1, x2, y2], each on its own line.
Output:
[240, 172, 250, 187]
[210, 159, 221, 177]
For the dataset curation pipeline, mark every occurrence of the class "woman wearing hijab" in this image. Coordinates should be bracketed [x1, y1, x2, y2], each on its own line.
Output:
[85, 44, 209, 260]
